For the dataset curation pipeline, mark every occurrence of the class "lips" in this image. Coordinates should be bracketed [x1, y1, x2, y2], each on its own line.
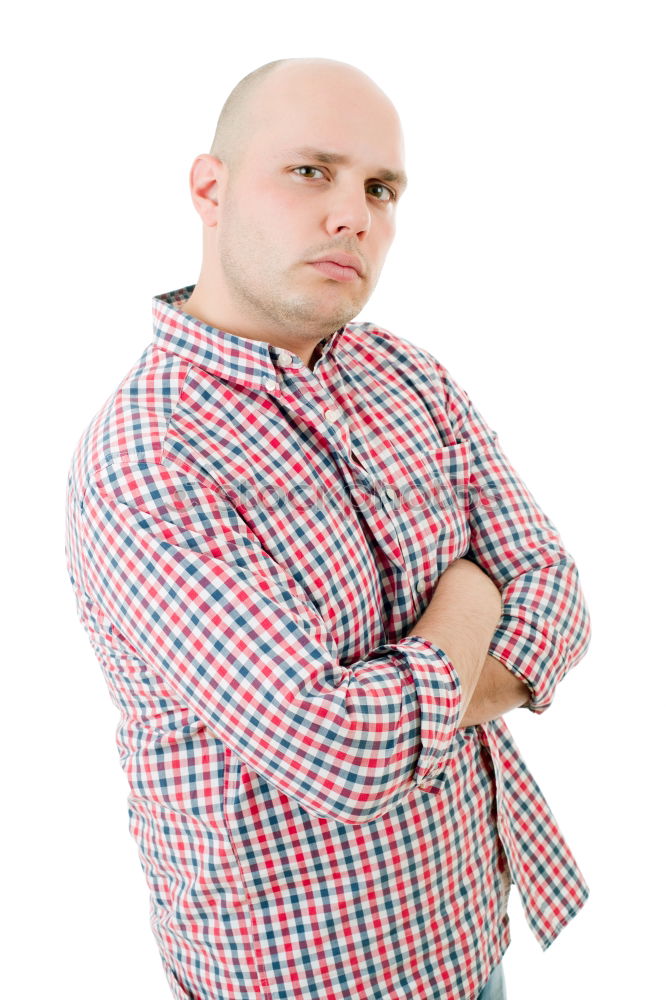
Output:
[310, 261, 361, 282]
[310, 251, 364, 276]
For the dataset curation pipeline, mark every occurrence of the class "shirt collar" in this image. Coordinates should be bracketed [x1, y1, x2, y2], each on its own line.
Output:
[151, 284, 347, 388]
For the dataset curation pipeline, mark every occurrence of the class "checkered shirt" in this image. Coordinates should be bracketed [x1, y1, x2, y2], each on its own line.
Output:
[64, 285, 591, 1000]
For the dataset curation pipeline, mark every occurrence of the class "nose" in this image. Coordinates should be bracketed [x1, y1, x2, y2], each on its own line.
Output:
[324, 182, 371, 239]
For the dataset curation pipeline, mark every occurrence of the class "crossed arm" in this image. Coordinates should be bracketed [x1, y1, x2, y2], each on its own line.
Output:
[420, 359, 591, 729]
[77, 358, 588, 822]
[458, 654, 530, 727]
[407, 557, 531, 729]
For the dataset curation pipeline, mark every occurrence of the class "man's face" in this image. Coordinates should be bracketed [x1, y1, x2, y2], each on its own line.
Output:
[212, 66, 407, 342]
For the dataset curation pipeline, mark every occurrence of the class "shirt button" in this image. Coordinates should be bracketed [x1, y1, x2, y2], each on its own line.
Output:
[415, 579, 425, 594]
[384, 487, 396, 502]
[277, 349, 294, 367]
[324, 406, 342, 423]
[263, 377, 277, 392]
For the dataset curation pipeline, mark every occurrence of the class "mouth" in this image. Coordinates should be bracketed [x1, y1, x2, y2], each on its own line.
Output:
[309, 260, 362, 283]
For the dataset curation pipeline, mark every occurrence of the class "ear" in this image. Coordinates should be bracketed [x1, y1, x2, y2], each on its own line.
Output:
[189, 154, 226, 227]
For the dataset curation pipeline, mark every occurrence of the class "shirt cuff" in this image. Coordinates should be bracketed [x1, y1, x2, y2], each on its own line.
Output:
[365, 634, 462, 786]
[486, 609, 569, 714]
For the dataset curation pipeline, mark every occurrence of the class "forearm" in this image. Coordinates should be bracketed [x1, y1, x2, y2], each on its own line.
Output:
[407, 560, 502, 720]
[458, 653, 530, 727]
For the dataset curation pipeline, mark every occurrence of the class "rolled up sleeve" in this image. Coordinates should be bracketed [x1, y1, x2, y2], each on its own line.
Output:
[432, 363, 592, 714]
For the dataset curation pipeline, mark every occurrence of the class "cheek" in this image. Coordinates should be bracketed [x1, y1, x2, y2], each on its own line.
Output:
[371, 217, 396, 266]
[380, 212, 397, 243]
[243, 189, 308, 248]
[246, 177, 303, 215]
[221, 195, 284, 259]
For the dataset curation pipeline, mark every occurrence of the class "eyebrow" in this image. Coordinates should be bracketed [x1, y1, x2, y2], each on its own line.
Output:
[285, 146, 408, 192]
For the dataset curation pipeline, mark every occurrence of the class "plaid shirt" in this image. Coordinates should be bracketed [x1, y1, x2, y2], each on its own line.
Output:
[65, 285, 591, 1000]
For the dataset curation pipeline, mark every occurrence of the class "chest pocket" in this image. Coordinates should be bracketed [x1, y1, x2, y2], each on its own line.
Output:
[374, 440, 472, 576]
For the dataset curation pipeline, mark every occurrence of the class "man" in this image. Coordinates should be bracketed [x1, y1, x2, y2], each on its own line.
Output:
[64, 57, 591, 1000]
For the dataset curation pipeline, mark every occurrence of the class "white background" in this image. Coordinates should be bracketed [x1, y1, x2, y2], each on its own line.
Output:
[2, 1, 664, 997]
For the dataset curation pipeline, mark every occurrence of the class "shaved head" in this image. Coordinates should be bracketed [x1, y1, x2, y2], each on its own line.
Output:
[210, 58, 399, 173]
[209, 58, 290, 171]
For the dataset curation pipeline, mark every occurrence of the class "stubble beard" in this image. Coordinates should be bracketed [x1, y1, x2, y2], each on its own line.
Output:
[216, 209, 370, 340]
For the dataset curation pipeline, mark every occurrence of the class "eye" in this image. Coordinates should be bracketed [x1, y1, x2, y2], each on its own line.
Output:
[293, 166, 326, 179]
[292, 166, 396, 203]
[367, 183, 396, 203]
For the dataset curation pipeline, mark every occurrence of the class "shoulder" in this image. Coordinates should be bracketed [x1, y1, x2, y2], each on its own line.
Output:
[340, 320, 443, 382]
[339, 321, 472, 438]
[67, 343, 192, 492]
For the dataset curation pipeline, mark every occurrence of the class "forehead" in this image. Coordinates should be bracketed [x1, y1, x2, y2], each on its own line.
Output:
[246, 67, 406, 175]
[245, 64, 403, 149]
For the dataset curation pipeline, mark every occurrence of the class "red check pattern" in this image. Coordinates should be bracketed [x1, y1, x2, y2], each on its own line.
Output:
[65, 285, 591, 1000]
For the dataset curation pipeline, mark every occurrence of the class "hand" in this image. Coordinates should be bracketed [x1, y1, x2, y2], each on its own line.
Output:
[407, 558, 503, 718]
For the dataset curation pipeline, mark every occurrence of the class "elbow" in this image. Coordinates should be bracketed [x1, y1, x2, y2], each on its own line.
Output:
[541, 556, 593, 670]
[574, 605, 592, 670]
[568, 568, 593, 667]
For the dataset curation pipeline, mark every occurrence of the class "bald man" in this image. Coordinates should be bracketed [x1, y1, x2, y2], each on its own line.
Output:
[65, 58, 591, 1000]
